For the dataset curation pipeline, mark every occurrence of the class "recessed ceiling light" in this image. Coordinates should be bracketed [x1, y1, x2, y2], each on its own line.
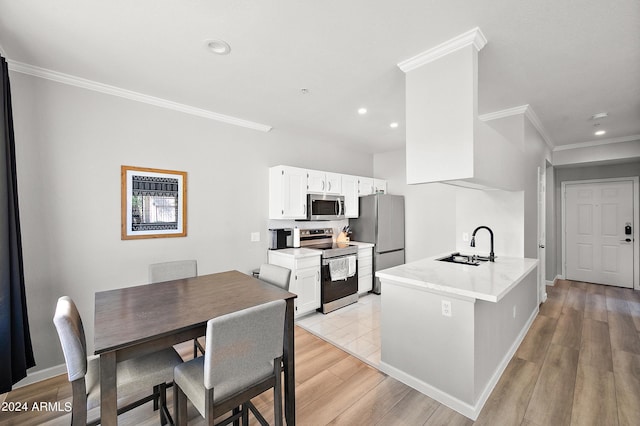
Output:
[590, 112, 608, 120]
[205, 39, 231, 55]
[594, 130, 606, 136]
[300, 88, 309, 95]
[358, 108, 367, 115]
[390, 122, 399, 128]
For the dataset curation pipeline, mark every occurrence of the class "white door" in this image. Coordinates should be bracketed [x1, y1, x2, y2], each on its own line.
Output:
[565, 180, 634, 288]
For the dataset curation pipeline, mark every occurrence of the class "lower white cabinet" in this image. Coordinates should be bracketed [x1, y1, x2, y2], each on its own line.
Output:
[267, 250, 321, 317]
[357, 246, 373, 294]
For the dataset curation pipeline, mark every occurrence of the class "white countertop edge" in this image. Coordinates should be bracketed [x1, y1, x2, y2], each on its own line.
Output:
[267, 248, 321, 258]
[376, 271, 499, 302]
[376, 255, 539, 303]
[348, 241, 375, 248]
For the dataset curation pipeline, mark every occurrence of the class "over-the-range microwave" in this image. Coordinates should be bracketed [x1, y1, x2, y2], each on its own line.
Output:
[303, 194, 345, 221]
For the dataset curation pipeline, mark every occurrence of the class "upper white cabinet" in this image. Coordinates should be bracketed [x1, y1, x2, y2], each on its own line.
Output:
[307, 170, 342, 194]
[269, 166, 308, 219]
[342, 174, 359, 218]
[269, 165, 387, 220]
[358, 177, 374, 196]
[374, 179, 387, 194]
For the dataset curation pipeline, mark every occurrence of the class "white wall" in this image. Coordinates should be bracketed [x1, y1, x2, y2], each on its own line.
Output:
[373, 149, 456, 261]
[11, 72, 374, 374]
[455, 188, 524, 257]
[553, 139, 640, 166]
[374, 113, 551, 281]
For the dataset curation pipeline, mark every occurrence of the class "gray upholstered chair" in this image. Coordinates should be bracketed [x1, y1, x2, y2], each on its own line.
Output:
[149, 259, 204, 358]
[173, 299, 286, 426]
[258, 264, 291, 291]
[53, 296, 183, 426]
[149, 259, 198, 284]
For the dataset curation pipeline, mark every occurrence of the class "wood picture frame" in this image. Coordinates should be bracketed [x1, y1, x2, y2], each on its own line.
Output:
[121, 165, 187, 240]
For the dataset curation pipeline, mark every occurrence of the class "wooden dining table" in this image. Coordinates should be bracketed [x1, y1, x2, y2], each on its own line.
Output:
[94, 270, 297, 425]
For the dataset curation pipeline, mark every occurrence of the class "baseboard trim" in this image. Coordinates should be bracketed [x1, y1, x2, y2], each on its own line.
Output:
[13, 363, 67, 389]
[379, 306, 538, 420]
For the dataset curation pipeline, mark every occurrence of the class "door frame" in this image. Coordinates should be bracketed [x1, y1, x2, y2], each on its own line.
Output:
[537, 166, 547, 303]
[560, 176, 639, 290]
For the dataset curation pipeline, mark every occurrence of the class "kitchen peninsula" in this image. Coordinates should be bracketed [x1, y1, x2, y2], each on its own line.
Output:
[376, 254, 538, 420]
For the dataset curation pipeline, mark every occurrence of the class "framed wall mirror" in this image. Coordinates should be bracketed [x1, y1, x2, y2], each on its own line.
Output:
[121, 165, 187, 240]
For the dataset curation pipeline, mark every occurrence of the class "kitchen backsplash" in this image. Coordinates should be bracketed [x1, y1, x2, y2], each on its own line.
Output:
[267, 219, 350, 241]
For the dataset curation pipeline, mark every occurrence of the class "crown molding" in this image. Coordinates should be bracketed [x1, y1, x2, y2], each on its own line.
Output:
[7, 60, 272, 132]
[397, 27, 487, 73]
[477, 105, 529, 122]
[478, 104, 554, 149]
[553, 134, 640, 152]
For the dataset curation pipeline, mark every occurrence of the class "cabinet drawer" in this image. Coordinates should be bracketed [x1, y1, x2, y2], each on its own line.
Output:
[295, 256, 320, 270]
[358, 256, 373, 269]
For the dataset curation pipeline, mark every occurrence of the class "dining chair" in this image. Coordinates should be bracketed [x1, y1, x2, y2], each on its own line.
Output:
[149, 259, 204, 358]
[149, 259, 198, 284]
[53, 296, 183, 426]
[173, 299, 286, 426]
[258, 263, 291, 291]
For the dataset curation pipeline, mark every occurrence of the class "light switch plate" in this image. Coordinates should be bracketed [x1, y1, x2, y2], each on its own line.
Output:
[250, 232, 260, 242]
[442, 300, 452, 317]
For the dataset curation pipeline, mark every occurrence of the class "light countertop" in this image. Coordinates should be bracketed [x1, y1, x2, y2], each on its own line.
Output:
[348, 241, 375, 248]
[376, 253, 538, 302]
[268, 248, 321, 258]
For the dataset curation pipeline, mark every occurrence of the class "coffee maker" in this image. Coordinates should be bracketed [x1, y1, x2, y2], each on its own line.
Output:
[268, 228, 300, 249]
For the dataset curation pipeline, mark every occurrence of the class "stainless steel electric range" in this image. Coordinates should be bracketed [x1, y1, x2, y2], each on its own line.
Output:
[299, 228, 358, 313]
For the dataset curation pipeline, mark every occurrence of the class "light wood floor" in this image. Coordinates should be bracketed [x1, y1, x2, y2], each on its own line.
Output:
[2, 280, 639, 426]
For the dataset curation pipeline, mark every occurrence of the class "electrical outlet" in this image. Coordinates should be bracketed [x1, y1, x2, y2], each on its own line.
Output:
[513, 305, 517, 318]
[250, 232, 260, 242]
[441, 300, 452, 317]
[462, 232, 469, 242]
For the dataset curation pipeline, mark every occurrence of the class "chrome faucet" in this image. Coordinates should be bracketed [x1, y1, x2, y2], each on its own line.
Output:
[470, 226, 495, 262]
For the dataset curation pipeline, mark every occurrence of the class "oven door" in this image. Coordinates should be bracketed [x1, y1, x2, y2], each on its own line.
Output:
[321, 255, 358, 307]
[308, 194, 344, 220]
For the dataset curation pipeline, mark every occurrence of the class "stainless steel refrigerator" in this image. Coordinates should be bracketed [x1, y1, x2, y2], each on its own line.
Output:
[349, 194, 405, 294]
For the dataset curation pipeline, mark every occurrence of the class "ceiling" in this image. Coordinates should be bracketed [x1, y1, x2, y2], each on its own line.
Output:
[0, 0, 638, 154]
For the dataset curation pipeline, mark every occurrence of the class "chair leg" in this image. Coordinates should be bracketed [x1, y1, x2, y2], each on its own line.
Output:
[241, 404, 249, 426]
[153, 384, 160, 411]
[232, 406, 240, 426]
[159, 383, 168, 425]
[175, 384, 188, 426]
[273, 359, 283, 426]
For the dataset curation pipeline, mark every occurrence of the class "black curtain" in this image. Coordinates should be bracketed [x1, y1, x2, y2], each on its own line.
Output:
[0, 55, 35, 393]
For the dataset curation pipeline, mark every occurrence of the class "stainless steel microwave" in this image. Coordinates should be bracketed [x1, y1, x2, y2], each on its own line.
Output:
[306, 194, 345, 221]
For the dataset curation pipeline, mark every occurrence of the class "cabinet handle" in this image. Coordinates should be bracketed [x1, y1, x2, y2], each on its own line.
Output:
[316, 271, 320, 282]
[303, 204, 306, 216]
[322, 180, 325, 191]
[328, 181, 332, 191]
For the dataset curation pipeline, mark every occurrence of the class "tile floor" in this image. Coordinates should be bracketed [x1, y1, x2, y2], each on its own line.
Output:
[295, 293, 381, 367]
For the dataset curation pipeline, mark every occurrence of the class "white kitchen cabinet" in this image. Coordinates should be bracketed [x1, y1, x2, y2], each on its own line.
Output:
[267, 249, 321, 317]
[325, 172, 342, 194]
[356, 246, 373, 294]
[373, 179, 387, 194]
[306, 170, 325, 193]
[342, 174, 359, 218]
[307, 170, 342, 194]
[269, 166, 308, 219]
[358, 177, 374, 196]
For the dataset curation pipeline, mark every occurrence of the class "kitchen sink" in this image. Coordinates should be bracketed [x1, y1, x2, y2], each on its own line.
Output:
[437, 252, 488, 266]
